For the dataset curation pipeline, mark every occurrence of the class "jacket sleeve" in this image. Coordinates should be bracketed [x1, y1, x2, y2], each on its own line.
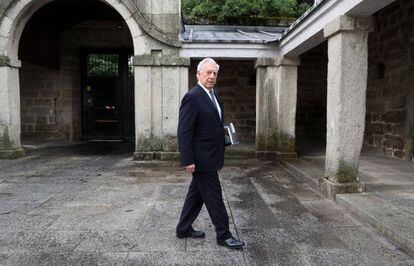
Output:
[177, 93, 198, 167]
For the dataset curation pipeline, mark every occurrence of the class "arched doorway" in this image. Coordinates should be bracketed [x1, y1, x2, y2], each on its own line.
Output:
[18, 0, 134, 141]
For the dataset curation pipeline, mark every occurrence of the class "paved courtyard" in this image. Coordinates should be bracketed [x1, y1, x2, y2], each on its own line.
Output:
[0, 141, 412, 265]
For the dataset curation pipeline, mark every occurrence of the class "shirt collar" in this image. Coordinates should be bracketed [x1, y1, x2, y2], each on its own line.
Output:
[198, 81, 214, 95]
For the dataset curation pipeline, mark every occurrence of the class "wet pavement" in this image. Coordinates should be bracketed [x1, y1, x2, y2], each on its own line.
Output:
[0, 141, 412, 265]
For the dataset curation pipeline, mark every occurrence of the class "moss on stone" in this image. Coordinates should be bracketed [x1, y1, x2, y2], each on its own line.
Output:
[259, 130, 295, 153]
[136, 136, 163, 151]
[335, 160, 358, 183]
[266, 131, 279, 150]
[0, 127, 25, 159]
[256, 133, 267, 150]
[136, 135, 178, 152]
[319, 176, 363, 199]
[0, 127, 13, 150]
[0, 55, 10, 66]
[278, 132, 295, 152]
[0, 148, 25, 159]
[162, 135, 178, 151]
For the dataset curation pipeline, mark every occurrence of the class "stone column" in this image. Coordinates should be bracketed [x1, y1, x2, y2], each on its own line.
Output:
[0, 56, 24, 159]
[321, 16, 374, 198]
[255, 57, 299, 160]
[133, 55, 189, 160]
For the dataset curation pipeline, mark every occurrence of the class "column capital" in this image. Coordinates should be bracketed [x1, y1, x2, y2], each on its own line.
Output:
[133, 55, 190, 66]
[324, 15, 375, 39]
[0, 55, 21, 68]
[255, 57, 300, 68]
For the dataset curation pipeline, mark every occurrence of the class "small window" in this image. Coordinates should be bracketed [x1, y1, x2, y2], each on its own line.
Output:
[87, 54, 119, 77]
[128, 55, 134, 77]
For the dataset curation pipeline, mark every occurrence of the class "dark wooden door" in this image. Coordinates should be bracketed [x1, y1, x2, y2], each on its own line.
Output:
[81, 49, 134, 140]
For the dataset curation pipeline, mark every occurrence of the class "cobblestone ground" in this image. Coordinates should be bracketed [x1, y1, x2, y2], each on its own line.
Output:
[0, 142, 412, 265]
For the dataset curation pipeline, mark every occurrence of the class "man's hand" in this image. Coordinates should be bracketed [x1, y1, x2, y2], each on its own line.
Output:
[184, 164, 195, 173]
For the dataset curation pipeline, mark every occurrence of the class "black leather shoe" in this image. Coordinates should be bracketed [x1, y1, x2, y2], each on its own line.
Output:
[217, 237, 245, 249]
[176, 230, 206, 239]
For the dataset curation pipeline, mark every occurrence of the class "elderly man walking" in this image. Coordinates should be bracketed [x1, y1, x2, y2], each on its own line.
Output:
[175, 58, 245, 249]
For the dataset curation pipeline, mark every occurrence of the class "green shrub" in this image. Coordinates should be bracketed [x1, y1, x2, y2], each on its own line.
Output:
[182, 0, 311, 25]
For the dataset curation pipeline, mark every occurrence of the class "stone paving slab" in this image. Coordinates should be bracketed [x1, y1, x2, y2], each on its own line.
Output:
[75, 229, 187, 253]
[372, 189, 414, 215]
[337, 192, 414, 256]
[5, 252, 128, 266]
[124, 251, 245, 265]
[300, 199, 364, 228]
[0, 142, 412, 265]
[0, 229, 89, 253]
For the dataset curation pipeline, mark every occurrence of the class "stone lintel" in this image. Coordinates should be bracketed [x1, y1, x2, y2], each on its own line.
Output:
[133, 151, 180, 161]
[255, 57, 300, 68]
[319, 177, 364, 200]
[324, 15, 375, 39]
[0, 148, 25, 159]
[134, 55, 190, 66]
[0, 55, 21, 68]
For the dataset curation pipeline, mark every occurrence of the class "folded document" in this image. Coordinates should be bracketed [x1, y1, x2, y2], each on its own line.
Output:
[224, 122, 240, 146]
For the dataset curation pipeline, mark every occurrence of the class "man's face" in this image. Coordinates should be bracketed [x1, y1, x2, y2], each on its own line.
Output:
[197, 62, 218, 90]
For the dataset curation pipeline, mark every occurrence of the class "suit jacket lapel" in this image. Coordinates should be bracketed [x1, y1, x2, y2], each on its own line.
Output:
[197, 85, 221, 122]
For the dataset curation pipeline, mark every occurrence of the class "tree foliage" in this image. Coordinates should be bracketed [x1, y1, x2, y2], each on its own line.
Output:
[182, 0, 311, 25]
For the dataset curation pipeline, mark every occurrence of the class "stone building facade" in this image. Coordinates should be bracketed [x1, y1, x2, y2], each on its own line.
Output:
[365, 0, 414, 160]
[0, 0, 409, 198]
[294, 0, 414, 161]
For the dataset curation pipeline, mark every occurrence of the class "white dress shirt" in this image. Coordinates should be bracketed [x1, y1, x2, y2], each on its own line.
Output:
[198, 81, 222, 120]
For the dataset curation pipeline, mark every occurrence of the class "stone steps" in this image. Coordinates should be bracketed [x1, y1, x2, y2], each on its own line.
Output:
[337, 193, 414, 256]
[279, 157, 324, 191]
[224, 145, 256, 159]
[280, 156, 414, 256]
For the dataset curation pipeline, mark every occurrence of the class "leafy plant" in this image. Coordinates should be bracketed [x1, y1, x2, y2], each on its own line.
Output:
[182, 0, 311, 25]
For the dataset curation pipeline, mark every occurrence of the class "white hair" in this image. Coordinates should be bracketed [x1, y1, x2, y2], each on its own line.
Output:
[197, 58, 220, 72]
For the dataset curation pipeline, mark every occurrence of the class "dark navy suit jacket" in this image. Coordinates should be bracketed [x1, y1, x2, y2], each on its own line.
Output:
[178, 84, 225, 172]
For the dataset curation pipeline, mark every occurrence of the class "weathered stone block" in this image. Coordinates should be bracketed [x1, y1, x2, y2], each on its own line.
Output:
[34, 124, 56, 132]
[324, 16, 375, 39]
[35, 116, 47, 124]
[382, 110, 406, 123]
[39, 90, 61, 98]
[319, 177, 363, 200]
[366, 123, 383, 134]
[393, 150, 405, 159]
[34, 99, 53, 106]
[384, 136, 404, 150]
[31, 107, 50, 115]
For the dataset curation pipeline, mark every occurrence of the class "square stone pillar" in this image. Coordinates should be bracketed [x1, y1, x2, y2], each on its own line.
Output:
[133, 55, 189, 160]
[321, 16, 374, 198]
[255, 57, 300, 160]
[0, 56, 24, 159]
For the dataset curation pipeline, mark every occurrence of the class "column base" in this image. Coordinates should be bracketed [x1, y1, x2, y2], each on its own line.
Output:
[255, 151, 297, 161]
[0, 148, 25, 159]
[133, 151, 180, 161]
[319, 177, 364, 200]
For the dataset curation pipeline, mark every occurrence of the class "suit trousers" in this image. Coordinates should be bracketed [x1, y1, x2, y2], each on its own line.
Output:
[176, 171, 232, 240]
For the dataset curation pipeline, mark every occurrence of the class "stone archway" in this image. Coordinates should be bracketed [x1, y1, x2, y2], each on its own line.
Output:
[0, 0, 183, 60]
[0, 0, 144, 158]
[0, 0, 190, 159]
